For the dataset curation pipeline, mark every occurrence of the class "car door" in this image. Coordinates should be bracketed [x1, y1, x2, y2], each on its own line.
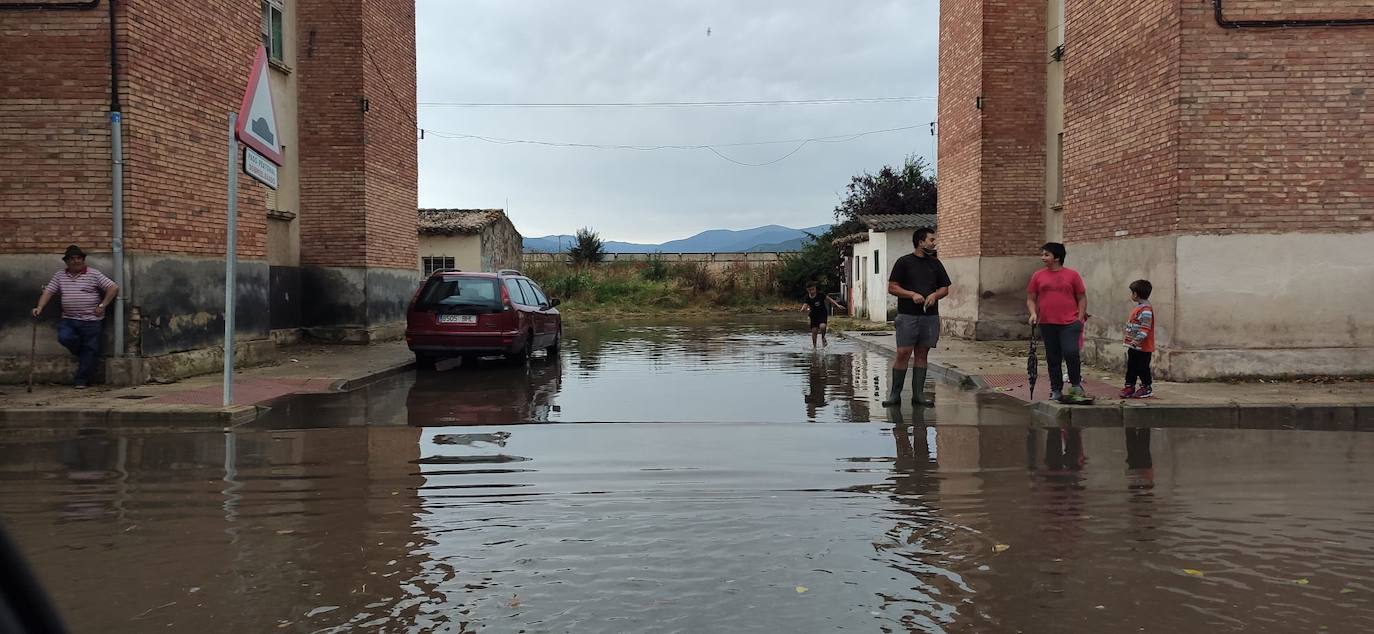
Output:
[526, 280, 557, 347]
[516, 278, 548, 347]
[503, 277, 532, 340]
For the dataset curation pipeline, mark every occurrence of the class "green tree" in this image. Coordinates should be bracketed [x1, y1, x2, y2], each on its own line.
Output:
[568, 227, 606, 266]
[832, 154, 937, 233]
[778, 226, 844, 299]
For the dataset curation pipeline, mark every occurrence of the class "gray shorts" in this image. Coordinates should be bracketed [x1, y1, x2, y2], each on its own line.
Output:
[895, 314, 940, 348]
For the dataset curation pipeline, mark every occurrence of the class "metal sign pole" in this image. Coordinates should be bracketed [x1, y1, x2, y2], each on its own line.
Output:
[223, 113, 239, 407]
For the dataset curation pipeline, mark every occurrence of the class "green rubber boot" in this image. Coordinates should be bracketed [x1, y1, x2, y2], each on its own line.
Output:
[880, 368, 907, 407]
[910, 366, 935, 407]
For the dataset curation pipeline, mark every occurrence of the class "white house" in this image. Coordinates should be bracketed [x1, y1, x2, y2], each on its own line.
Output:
[840, 214, 937, 323]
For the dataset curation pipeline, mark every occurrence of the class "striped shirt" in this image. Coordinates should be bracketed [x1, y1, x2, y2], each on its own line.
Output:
[44, 267, 116, 321]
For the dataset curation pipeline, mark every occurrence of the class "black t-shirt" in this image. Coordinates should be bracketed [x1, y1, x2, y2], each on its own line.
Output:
[888, 253, 952, 316]
[803, 294, 827, 319]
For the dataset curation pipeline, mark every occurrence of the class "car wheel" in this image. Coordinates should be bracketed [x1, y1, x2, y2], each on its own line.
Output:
[415, 353, 438, 371]
[548, 329, 561, 355]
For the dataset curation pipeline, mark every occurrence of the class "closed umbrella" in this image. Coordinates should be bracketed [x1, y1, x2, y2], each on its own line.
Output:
[1027, 325, 1039, 401]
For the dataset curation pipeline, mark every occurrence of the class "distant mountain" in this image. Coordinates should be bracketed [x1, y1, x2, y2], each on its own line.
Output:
[523, 224, 830, 254]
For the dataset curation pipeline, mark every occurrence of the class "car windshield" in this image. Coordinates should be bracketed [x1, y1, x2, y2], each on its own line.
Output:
[417, 276, 500, 309]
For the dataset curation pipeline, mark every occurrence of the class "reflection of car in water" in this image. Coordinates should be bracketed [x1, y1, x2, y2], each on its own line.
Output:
[405, 269, 563, 369]
[406, 357, 563, 425]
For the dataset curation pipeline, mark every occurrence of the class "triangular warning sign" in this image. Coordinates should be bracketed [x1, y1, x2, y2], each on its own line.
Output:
[235, 46, 284, 165]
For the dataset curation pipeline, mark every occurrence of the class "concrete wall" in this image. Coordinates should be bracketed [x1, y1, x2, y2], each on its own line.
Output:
[419, 235, 482, 272]
[940, 255, 1042, 340]
[300, 265, 419, 343]
[480, 216, 523, 273]
[1072, 232, 1373, 380]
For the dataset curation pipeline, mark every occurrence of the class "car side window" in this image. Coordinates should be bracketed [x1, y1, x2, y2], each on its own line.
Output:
[504, 278, 529, 305]
[527, 281, 550, 305]
[519, 279, 546, 306]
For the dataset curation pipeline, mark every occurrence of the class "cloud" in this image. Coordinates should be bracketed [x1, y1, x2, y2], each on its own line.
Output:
[417, 0, 939, 242]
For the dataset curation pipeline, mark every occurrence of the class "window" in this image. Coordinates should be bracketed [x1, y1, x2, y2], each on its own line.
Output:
[504, 278, 529, 305]
[416, 276, 499, 309]
[873, 250, 880, 275]
[422, 256, 455, 276]
[518, 279, 545, 306]
[261, 0, 285, 64]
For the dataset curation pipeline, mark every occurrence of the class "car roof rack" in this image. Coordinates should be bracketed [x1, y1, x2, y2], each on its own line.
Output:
[497, 269, 523, 276]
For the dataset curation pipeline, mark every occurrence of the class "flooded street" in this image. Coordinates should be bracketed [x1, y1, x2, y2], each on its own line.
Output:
[3, 319, 1374, 632]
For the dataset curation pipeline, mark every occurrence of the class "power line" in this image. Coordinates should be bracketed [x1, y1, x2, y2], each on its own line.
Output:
[421, 122, 925, 167]
[417, 96, 936, 109]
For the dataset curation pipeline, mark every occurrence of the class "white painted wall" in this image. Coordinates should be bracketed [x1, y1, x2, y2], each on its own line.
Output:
[418, 234, 481, 272]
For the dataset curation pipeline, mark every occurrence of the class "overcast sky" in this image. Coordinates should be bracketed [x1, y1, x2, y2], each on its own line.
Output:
[416, 0, 939, 244]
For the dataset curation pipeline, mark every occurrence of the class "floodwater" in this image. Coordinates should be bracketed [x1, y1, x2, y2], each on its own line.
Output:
[2, 318, 1373, 633]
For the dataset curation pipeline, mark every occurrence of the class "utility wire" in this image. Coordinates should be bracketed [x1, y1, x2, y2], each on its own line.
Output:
[417, 96, 936, 109]
[421, 122, 924, 167]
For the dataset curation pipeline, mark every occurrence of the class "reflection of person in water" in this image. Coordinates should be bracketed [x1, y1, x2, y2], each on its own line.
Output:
[1043, 424, 1085, 472]
[803, 354, 829, 419]
[1124, 427, 1154, 490]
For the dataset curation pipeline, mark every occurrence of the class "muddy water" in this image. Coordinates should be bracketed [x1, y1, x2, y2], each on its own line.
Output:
[2, 319, 1373, 633]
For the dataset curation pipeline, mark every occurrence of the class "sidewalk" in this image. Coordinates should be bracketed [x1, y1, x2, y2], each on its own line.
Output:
[838, 329, 1374, 430]
[0, 342, 415, 429]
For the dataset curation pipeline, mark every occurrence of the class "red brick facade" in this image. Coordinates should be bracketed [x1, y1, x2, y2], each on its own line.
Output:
[0, 6, 114, 253]
[936, 0, 1047, 258]
[122, 0, 268, 258]
[1064, 0, 1373, 242]
[944, 0, 1373, 250]
[297, 0, 418, 270]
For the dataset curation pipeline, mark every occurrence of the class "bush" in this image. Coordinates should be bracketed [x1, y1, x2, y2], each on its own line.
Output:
[640, 254, 669, 281]
[568, 227, 606, 266]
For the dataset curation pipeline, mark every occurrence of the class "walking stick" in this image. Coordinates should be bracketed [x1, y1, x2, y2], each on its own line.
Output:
[27, 318, 37, 393]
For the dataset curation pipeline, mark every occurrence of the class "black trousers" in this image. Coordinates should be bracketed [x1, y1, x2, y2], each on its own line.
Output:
[1039, 321, 1082, 392]
[1126, 349, 1153, 387]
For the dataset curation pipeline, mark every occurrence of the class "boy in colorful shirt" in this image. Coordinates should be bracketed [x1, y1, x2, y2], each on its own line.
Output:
[1121, 279, 1155, 399]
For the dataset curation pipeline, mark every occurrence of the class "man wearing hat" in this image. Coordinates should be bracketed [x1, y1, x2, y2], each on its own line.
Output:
[30, 246, 119, 388]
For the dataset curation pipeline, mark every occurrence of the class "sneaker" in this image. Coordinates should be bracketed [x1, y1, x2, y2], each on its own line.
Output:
[1061, 385, 1092, 404]
[1119, 386, 1137, 399]
[75, 384, 88, 390]
[1049, 389, 1062, 401]
[1132, 385, 1153, 399]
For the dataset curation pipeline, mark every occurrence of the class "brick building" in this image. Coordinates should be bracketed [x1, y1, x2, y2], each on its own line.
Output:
[0, 0, 418, 383]
[937, 0, 1373, 379]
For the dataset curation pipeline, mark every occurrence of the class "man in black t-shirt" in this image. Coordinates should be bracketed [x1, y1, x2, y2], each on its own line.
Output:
[800, 282, 844, 347]
[882, 227, 952, 407]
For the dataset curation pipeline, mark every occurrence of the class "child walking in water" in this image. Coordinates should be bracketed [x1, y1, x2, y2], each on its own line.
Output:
[1121, 279, 1155, 399]
[801, 282, 844, 347]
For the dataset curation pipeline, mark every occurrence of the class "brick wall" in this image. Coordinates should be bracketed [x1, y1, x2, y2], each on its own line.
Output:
[1177, 0, 1374, 234]
[123, 0, 268, 259]
[361, 0, 418, 270]
[297, 0, 367, 268]
[1062, 0, 1182, 243]
[297, 0, 417, 270]
[977, 0, 1047, 257]
[0, 5, 113, 254]
[936, 0, 983, 258]
[936, 0, 1046, 259]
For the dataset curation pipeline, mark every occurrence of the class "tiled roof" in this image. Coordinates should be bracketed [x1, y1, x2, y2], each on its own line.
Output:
[418, 209, 506, 236]
[856, 214, 938, 231]
[831, 232, 870, 247]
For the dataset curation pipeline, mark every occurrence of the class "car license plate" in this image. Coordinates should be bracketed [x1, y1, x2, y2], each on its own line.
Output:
[438, 314, 476, 324]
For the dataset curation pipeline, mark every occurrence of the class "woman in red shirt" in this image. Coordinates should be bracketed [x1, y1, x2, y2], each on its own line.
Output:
[1026, 242, 1088, 402]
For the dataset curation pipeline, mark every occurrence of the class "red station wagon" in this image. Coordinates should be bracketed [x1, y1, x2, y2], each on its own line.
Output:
[405, 269, 562, 369]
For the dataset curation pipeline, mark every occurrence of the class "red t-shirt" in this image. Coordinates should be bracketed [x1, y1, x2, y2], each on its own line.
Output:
[1027, 267, 1085, 326]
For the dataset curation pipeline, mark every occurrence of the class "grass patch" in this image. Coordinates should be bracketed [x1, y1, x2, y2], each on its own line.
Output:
[526, 260, 788, 317]
[828, 316, 893, 332]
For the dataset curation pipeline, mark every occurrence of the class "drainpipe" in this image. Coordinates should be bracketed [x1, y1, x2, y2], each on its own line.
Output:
[109, 0, 126, 356]
[1214, 0, 1374, 28]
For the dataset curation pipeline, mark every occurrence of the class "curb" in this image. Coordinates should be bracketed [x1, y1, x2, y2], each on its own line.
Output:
[0, 358, 416, 430]
[836, 330, 985, 389]
[331, 359, 416, 392]
[0, 404, 259, 429]
[836, 331, 1374, 432]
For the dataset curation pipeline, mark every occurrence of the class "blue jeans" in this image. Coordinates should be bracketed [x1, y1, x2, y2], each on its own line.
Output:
[57, 318, 103, 386]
